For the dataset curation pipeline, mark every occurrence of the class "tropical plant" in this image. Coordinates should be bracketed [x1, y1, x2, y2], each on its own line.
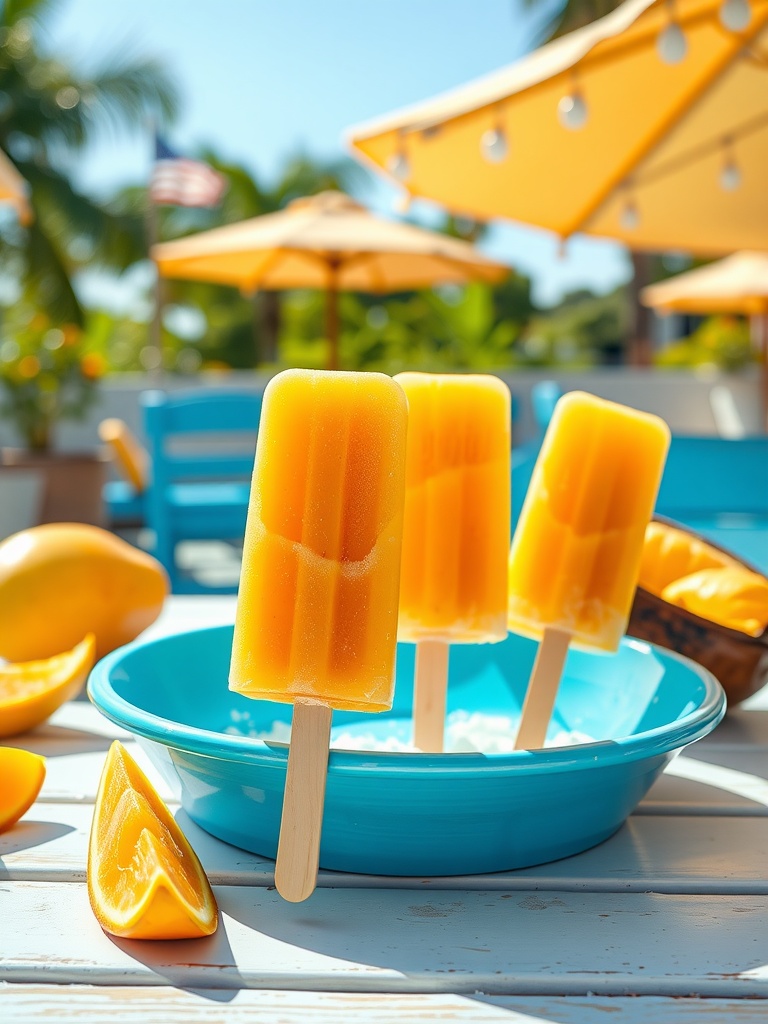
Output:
[0, 0, 179, 325]
[0, 308, 105, 450]
[655, 315, 754, 372]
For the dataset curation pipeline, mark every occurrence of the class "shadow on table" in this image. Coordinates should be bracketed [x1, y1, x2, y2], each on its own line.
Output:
[2, 724, 114, 757]
[107, 917, 245, 1002]
[0, 820, 75, 868]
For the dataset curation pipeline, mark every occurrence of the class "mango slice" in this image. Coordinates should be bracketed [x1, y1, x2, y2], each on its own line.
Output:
[638, 521, 737, 597]
[662, 567, 768, 637]
[0, 634, 96, 738]
[88, 741, 218, 940]
[0, 747, 46, 832]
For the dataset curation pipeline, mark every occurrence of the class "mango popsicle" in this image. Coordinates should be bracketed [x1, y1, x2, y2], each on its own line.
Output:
[509, 391, 670, 749]
[229, 368, 408, 900]
[394, 372, 511, 751]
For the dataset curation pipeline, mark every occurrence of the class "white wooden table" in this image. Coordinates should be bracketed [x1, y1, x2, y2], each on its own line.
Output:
[3, 596, 768, 1023]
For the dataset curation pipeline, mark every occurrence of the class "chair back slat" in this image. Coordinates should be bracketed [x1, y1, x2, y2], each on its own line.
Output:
[656, 436, 768, 518]
[140, 389, 263, 593]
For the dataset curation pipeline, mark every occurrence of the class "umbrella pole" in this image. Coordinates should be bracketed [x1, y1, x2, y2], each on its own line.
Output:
[326, 260, 340, 371]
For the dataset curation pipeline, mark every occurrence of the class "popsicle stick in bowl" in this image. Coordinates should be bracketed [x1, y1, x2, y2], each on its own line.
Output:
[393, 372, 513, 756]
[413, 640, 450, 752]
[275, 700, 333, 903]
[513, 627, 571, 750]
[507, 392, 671, 752]
[229, 369, 410, 904]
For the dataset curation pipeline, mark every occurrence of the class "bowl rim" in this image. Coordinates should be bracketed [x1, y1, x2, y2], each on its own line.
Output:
[87, 624, 726, 778]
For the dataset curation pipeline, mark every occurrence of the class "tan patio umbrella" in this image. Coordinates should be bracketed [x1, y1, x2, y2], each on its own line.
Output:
[0, 148, 31, 224]
[347, 0, 768, 256]
[152, 190, 508, 369]
[642, 251, 768, 426]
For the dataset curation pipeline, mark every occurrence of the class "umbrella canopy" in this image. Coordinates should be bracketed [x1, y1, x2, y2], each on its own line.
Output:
[348, 0, 768, 255]
[152, 191, 508, 368]
[0, 148, 30, 225]
[642, 252, 768, 429]
[642, 252, 768, 314]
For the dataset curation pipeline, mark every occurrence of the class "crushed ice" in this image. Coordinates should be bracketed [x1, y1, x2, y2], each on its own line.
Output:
[225, 709, 594, 752]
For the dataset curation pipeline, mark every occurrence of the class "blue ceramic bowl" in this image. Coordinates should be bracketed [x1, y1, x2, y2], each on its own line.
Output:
[88, 626, 724, 876]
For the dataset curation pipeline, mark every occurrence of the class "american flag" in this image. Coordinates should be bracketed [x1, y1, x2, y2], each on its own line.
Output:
[149, 136, 227, 208]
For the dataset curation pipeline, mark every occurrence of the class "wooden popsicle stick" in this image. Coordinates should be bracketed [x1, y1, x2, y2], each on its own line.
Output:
[514, 627, 571, 751]
[413, 640, 450, 753]
[275, 699, 333, 903]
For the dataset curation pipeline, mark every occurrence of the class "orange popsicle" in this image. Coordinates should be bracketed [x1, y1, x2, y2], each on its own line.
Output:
[229, 369, 408, 902]
[230, 369, 408, 712]
[509, 391, 670, 749]
[395, 372, 511, 644]
[394, 372, 511, 752]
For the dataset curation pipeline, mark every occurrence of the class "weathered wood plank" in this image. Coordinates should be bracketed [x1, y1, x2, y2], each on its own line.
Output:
[1, 882, 767, 997]
[3, 803, 768, 895]
[34, 746, 175, 805]
[2, 987, 766, 1024]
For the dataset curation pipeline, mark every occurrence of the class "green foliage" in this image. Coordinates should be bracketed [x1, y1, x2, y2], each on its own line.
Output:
[655, 316, 755, 372]
[522, 287, 628, 366]
[0, 0, 179, 324]
[0, 307, 104, 449]
[277, 280, 527, 373]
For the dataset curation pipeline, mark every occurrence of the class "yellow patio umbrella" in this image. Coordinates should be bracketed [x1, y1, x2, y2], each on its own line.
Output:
[348, 0, 768, 255]
[0, 148, 31, 225]
[152, 190, 509, 369]
[642, 251, 768, 425]
[642, 251, 768, 315]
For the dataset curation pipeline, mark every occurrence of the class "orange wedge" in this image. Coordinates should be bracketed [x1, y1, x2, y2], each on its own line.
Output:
[0, 747, 46, 832]
[88, 741, 218, 940]
[0, 633, 96, 738]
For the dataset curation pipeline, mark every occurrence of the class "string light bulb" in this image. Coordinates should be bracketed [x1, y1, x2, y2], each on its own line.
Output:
[620, 197, 640, 230]
[387, 148, 410, 183]
[481, 125, 509, 163]
[719, 138, 742, 191]
[557, 90, 588, 130]
[719, 0, 751, 31]
[657, 2, 687, 65]
[720, 157, 742, 191]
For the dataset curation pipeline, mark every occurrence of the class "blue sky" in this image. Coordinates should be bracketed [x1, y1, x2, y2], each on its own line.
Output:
[45, 0, 631, 307]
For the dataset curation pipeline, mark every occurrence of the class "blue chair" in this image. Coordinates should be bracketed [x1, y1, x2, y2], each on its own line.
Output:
[655, 435, 768, 571]
[103, 479, 146, 527]
[511, 441, 540, 529]
[99, 418, 150, 528]
[141, 389, 263, 593]
[530, 380, 563, 438]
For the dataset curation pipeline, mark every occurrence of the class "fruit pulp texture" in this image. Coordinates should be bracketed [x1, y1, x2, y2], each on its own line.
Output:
[662, 566, 768, 636]
[230, 369, 408, 711]
[508, 391, 670, 651]
[638, 520, 738, 597]
[88, 741, 217, 940]
[395, 372, 511, 643]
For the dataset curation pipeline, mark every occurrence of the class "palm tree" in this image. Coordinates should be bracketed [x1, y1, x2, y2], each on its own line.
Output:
[528, 0, 623, 39]
[0, 0, 179, 324]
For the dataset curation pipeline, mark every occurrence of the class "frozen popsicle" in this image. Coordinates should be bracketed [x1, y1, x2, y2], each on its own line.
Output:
[394, 372, 511, 752]
[230, 368, 408, 901]
[509, 391, 670, 749]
